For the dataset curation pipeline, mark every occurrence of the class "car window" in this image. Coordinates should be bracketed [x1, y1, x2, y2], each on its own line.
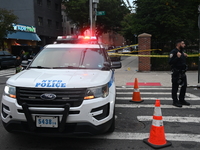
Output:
[0, 51, 12, 56]
[0, 51, 4, 56]
[30, 48, 106, 69]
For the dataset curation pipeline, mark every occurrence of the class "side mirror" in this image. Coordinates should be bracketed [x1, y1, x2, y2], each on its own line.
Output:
[111, 61, 121, 69]
[102, 62, 111, 70]
[21, 59, 32, 68]
[21, 60, 29, 68]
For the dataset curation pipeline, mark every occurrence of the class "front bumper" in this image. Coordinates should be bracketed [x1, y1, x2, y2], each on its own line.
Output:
[1, 89, 115, 135]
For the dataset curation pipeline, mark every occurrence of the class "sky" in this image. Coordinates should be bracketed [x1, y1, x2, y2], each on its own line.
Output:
[124, 0, 134, 7]
[123, 0, 135, 13]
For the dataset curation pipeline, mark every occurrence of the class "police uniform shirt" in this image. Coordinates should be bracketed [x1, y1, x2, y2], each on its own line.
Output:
[169, 48, 187, 71]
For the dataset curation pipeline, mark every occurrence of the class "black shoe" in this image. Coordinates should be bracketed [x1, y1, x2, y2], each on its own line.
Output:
[180, 100, 190, 106]
[173, 102, 182, 107]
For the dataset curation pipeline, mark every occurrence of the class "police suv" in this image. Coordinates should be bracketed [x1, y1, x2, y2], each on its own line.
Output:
[1, 35, 121, 135]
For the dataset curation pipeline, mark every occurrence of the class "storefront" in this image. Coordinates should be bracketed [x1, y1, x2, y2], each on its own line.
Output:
[4, 24, 41, 54]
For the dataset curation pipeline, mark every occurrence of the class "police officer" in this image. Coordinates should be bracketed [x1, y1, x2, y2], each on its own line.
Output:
[169, 39, 190, 107]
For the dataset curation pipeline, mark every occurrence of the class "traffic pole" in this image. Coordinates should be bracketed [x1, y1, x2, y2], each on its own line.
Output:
[198, 5, 200, 83]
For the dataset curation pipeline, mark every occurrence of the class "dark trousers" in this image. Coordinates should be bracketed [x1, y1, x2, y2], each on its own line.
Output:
[171, 72, 187, 103]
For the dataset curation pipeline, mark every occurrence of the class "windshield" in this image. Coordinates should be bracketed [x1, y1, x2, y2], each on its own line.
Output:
[29, 47, 105, 69]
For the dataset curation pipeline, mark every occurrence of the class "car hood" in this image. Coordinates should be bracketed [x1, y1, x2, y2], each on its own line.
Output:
[6, 69, 112, 88]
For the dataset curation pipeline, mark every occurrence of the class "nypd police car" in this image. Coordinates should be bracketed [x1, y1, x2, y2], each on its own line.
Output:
[1, 35, 121, 135]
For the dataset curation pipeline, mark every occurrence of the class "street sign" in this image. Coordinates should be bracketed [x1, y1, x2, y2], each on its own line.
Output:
[97, 11, 105, 16]
[93, 0, 99, 3]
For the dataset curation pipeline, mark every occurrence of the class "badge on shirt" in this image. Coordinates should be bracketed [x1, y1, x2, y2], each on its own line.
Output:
[170, 54, 173, 58]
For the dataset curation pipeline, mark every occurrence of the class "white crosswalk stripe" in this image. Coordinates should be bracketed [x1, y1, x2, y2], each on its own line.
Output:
[87, 132, 200, 143]
[0, 68, 15, 77]
[117, 97, 199, 101]
[137, 116, 200, 123]
[116, 104, 200, 109]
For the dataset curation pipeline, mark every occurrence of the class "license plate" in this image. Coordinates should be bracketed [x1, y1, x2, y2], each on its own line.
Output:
[36, 116, 58, 128]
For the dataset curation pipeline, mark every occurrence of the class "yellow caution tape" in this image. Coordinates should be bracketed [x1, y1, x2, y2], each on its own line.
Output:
[107, 44, 138, 51]
[108, 53, 200, 57]
[107, 45, 200, 57]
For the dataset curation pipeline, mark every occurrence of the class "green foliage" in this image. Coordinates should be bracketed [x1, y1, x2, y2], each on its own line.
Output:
[96, 0, 130, 35]
[0, 8, 18, 48]
[121, 0, 199, 43]
[62, 0, 130, 35]
[62, 0, 89, 33]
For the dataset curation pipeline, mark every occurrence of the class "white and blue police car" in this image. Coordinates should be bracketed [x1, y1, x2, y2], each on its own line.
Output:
[1, 35, 121, 135]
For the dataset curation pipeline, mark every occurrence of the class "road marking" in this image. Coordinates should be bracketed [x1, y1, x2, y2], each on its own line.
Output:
[0, 73, 15, 76]
[0, 69, 15, 77]
[126, 82, 161, 86]
[117, 87, 172, 90]
[115, 104, 200, 109]
[137, 116, 200, 123]
[87, 132, 200, 142]
[116, 97, 199, 100]
[117, 92, 199, 98]
[5, 75, 13, 78]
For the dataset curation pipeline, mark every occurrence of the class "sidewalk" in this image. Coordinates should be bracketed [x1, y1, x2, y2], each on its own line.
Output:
[114, 56, 199, 87]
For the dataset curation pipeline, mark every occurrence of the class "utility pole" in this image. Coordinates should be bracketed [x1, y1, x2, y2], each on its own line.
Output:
[198, 5, 200, 83]
[89, 0, 93, 36]
[89, 0, 99, 36]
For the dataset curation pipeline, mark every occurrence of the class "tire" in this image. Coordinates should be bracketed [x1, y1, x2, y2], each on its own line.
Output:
[107, 111, 115, 133]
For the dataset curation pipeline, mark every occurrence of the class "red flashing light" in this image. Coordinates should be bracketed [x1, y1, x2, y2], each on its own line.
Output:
[56, 35, 98, 43]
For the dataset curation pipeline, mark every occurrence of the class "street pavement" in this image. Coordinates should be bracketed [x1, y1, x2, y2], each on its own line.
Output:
[114, 56, 199, 88]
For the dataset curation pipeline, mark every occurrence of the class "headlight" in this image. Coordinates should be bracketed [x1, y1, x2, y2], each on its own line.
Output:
[4, 85, 16, 98]
[84, 84, 109, 100]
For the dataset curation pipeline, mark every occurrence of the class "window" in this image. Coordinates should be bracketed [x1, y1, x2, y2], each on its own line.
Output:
[55, 3, 59, 11]
[71, 28, 74, 34]
[56, 22, 59, 30]
[47, 19, 52, 27]
[38, 17, 43, 26]
[47, 0, 51, 8]
[37, 0, 42, 6]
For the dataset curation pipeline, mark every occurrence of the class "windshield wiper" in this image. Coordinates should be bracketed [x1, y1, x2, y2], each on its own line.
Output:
[53, 66, 81, 69]
[29, 66, 52, 69]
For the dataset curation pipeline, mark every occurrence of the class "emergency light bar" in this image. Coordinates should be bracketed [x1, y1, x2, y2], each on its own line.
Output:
[56, 35, 98, 44]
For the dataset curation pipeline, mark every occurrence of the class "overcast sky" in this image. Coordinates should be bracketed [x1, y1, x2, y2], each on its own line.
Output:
[124, 0, 134, 7]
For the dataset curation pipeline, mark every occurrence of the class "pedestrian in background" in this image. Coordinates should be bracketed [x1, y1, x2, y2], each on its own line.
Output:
[169, 39, 190, 107]
[15, 50, 25, 73]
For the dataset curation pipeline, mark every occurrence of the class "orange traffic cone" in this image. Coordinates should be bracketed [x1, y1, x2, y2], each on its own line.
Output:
[130, 78, 143, 103]
[143, 99, 172, 149]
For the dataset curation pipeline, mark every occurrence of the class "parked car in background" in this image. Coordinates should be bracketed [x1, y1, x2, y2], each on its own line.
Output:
[107, 49, 121, 61]
[107, 46, 121, 61]
[122, 47, 131, 53]
[0, 51, 16, 69]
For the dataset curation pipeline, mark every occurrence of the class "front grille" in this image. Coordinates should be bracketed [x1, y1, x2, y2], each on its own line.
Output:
[16, 87, 87, 107]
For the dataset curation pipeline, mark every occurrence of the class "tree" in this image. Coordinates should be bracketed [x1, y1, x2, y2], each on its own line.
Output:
[62, 0, 130, 35]
[121, 0, 199, 44]
[0, 8, 18, 50]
